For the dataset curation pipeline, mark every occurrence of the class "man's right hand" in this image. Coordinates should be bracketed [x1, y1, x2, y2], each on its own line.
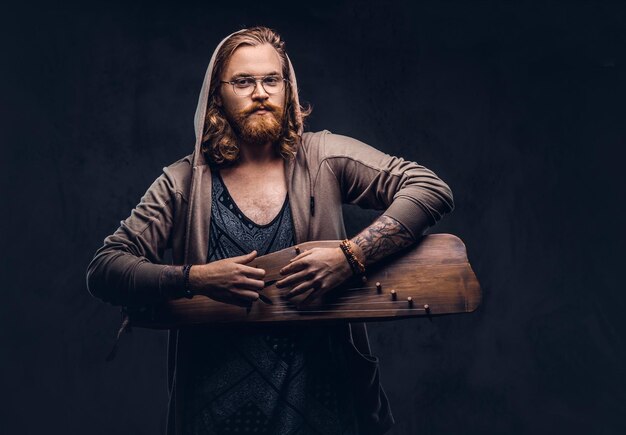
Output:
[188, 251, 265, 307]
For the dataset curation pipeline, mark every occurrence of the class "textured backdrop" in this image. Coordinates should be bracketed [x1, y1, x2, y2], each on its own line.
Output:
[1, 1, 625, 434]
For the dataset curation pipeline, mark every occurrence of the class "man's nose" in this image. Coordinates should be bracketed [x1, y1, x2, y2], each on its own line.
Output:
[251, 81, 269, 100]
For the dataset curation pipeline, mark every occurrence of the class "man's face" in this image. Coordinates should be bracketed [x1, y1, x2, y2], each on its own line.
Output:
[219, 43, 286, 146]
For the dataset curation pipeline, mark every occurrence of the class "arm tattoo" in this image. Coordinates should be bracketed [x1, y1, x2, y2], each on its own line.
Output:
[352, 215, 416, 266]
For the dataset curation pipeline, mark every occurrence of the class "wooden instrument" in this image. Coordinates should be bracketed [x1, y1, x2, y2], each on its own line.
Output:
[128, 234, 481, 328]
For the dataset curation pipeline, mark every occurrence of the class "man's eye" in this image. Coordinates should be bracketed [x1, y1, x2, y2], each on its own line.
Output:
[263, 77, 280, 86]
[233, 78, 254, 87]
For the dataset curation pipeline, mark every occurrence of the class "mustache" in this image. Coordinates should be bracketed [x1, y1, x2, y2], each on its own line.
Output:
[238, 101, 281, 117]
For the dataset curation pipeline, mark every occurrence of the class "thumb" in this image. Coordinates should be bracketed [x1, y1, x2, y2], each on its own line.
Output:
[231, 250, 258, 264]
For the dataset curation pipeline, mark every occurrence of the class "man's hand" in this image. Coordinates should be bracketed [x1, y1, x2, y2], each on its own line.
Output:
[188, 251, 265, 307]
[275, 247, 353, 304]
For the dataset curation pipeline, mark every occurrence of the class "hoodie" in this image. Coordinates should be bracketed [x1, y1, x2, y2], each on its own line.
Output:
[87, 29, 454, 435]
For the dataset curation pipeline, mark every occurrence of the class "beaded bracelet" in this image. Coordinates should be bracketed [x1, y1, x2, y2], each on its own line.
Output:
[339, 240, 366, 275]
[182, 264, 194, 299]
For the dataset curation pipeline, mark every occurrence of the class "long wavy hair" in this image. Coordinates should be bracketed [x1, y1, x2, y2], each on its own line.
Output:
[201, 27, 310, 166]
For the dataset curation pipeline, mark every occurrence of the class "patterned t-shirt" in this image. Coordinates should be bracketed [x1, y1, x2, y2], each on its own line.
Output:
[179, 171, 358, 435]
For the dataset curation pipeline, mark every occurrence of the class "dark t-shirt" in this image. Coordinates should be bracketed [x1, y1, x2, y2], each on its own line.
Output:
[179, 171, 358, 435]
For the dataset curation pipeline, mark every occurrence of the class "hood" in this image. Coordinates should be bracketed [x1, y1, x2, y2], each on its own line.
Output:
[182, 28, 310, 264]
[191, 28, 304, 168]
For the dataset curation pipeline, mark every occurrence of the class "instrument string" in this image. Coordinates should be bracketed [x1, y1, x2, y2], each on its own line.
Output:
[270, 307, 426, 315]
[264, 298, 427, 314]
[265, 299, 417, 309]
[259, 282, 434, 314]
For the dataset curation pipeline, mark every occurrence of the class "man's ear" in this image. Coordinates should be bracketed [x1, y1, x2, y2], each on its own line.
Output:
[215, 94, 223, 107]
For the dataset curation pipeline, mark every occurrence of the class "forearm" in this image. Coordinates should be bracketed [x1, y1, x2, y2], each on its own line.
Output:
[350, 210, 429, 266]
[276, 209, 429, 300]
[86, 250, 186, 306]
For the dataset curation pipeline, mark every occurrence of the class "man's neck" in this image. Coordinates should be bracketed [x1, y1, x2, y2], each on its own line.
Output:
[238, 141, 280, 166]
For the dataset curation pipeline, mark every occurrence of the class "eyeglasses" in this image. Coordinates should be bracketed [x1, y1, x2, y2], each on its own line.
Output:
[220, 75, 288, 96]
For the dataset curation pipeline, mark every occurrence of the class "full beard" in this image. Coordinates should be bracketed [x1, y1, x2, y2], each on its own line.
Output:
[229, 101, 284, 147]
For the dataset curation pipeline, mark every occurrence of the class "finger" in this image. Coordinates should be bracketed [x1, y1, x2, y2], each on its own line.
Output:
[238, 264, 266, 280]
[237, 278, 265, 291]
[289, 249, 313, 263]
[276, 269, 312, 288]
[231, 250, 258, 264]
[231, 288, 260, 302]
[285, 280, 318, 299]
[280, 259, 308, 276]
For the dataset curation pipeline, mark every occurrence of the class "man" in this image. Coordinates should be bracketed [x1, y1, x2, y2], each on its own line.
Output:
[87, 27, 453, 435]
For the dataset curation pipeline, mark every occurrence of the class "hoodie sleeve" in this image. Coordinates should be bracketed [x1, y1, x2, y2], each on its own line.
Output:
[86, 167, 185, 307]
[323, 132, 454, 239]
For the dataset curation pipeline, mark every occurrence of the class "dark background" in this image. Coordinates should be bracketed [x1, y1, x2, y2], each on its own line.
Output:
[2, 1, 625, 434]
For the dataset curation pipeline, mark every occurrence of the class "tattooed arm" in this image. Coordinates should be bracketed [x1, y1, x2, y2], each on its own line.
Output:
[350, 215, 419, 266]
[277, 133, 451, 301]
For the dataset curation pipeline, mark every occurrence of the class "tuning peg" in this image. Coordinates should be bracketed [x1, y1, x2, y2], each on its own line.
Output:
[375, 282, 382, 293]
[295, 246, 301, 255]
[407, 296, 413, 308]
[391, 289, 397, 301]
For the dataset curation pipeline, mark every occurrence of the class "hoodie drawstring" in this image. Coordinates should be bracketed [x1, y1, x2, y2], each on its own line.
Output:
[105, 308, 132, 362]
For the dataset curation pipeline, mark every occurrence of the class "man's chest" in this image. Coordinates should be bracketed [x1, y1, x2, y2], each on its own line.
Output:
[220, 167, 287, 226]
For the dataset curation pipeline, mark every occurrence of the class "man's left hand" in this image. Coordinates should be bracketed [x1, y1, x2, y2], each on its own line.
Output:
[276, 247, 353, 304]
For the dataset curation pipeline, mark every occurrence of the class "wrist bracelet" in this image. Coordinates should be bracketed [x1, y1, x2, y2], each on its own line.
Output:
[339, 240, 366, 275]
[182, 264, 193, 299]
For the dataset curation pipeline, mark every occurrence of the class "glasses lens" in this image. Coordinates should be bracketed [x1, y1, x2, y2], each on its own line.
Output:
[232, 78, 254, 96]
[262, 76, 284, 94]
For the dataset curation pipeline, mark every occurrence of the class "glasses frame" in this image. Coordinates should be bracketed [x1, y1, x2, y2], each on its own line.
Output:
[220, 75, 289, 97]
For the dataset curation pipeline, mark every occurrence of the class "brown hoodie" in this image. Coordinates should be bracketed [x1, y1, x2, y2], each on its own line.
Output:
[87, 29, 454, 435]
